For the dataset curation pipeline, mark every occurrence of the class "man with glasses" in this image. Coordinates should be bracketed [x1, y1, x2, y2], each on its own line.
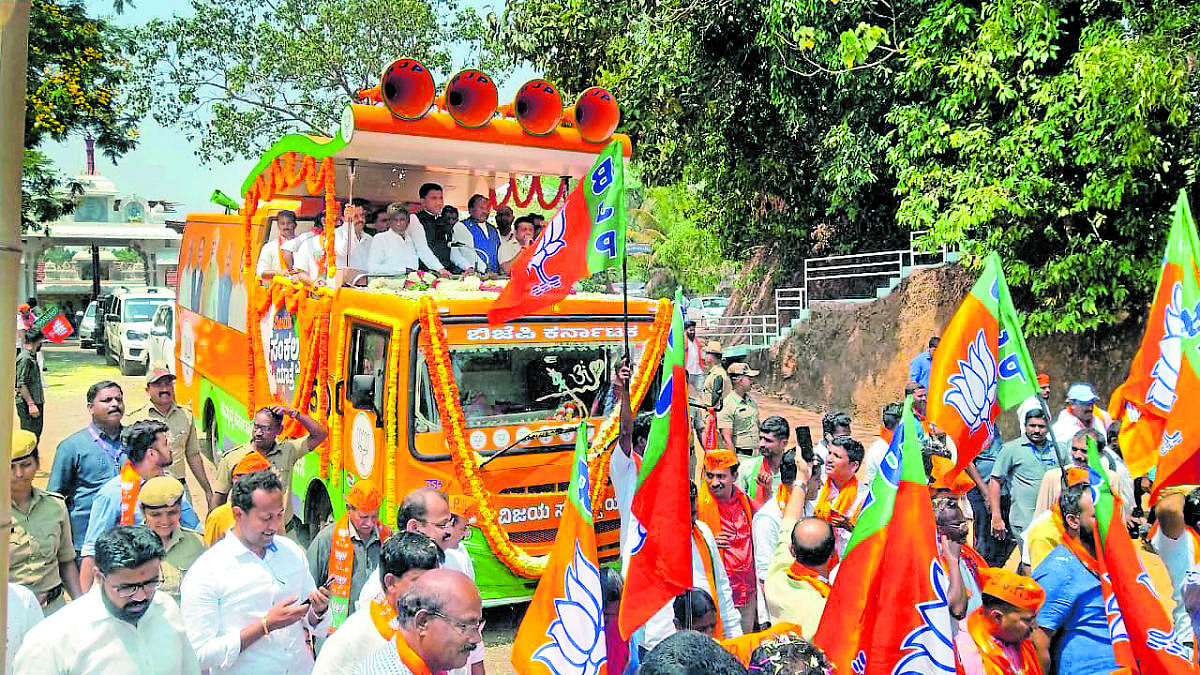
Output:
[357, 568, 485, 675]
[15, 524, 200, 674]
[182, 470, 331, 673]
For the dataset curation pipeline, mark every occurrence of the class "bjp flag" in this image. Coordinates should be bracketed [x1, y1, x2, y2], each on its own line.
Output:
[928, 252, 1037, 479]
[488, 140, 627, 325]
[813, 396, 956, 673]
[1109, 190, 1200, 479]
[511, 421, 608, 674]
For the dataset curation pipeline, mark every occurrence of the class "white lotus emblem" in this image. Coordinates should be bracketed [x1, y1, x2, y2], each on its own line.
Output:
[894, 560, 956, 674]
[942, 329, 997, 434]
[1148, 281, 1200, 413]
[532, 543, 607, 675]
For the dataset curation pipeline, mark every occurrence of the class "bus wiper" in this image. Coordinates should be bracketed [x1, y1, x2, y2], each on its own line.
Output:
[478, 424, 577, 469]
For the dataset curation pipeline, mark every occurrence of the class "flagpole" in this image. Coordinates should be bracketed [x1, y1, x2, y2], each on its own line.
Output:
[621, 251, 630, 361]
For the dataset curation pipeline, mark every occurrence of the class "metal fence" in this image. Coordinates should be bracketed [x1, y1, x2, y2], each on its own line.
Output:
[696, 314, 780, 349]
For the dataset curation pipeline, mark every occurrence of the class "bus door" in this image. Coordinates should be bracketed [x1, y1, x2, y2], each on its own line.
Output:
[338, 317, 394, 491]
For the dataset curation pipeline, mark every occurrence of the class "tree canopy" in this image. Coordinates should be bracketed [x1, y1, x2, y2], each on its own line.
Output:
[130, 0, 505, 163]
[502, 0, 1200, 334]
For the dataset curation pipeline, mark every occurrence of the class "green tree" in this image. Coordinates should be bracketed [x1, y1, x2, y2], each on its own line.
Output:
[21, 0, 140, 231]
[131, 0, 506, 163]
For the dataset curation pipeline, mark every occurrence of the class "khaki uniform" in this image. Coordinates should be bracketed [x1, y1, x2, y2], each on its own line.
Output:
[10, 488, 74, 610]
[717, 391, 760, 453]
[125, 403, 202, 480]
[214, 437, 309, 521]
[159, 528, 205, 602]
[703, 365, 733, 410]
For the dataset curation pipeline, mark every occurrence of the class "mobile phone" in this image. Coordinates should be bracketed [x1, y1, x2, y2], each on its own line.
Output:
[794, 426, 814, 459]
[293, 597, 311, 607]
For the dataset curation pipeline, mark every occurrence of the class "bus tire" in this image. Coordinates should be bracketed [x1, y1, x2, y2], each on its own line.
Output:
[301, 483, 333, 549]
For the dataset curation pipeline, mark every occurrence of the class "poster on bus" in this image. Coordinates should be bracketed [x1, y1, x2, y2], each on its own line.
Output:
[260, 305, 302, 403]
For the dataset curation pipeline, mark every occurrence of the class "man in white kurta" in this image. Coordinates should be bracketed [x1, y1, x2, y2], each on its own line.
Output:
[14, 525, 200, 675]
[181, 472, 330, 674]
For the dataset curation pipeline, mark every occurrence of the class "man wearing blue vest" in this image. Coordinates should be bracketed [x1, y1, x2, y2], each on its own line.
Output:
[452, 194, 502, 275]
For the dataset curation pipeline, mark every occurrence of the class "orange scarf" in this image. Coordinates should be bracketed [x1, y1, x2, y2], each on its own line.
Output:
[814, 475, 858, 522]
[368, 593, 400, 641]
[774, 484, 790, 512]
[118, 462, 143, 525]
[721, 621, 803, 667]
[392, 629, 439, 675]
[695, 483, 753, 547]
[785, 561, 832, 597]
[691, 525, 725, 640]
[276, 235, 288, 272]
[879, 426, 894, 444]
[328, 515, 391, 632]
[964, 608, 1042, 675]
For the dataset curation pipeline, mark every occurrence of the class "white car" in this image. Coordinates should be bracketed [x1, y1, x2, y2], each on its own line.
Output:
[148, 303, 176, 376]
[105, 287, 175, 376]
[78, 301, 98, 349]
[687, 296, 729, 326]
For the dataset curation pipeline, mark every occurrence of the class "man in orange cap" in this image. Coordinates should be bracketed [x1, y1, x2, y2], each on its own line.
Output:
[697, 448, 758, 633]
[203, 451, 270, 546]
[307, 478, 391, 631]
[954, 568, 1045, 675]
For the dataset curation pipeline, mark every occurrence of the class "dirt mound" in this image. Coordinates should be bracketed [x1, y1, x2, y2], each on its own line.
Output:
[749, 262, 1146, 434]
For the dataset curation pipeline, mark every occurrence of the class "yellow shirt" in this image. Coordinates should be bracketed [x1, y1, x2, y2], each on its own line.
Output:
[203, 502, 235, 547]
[125, 402, 202, 478]
[763, 517, 828, 636]
[213, 437, 309, 521]
[9, 488, 75, 593]
[1023, 510, 1061, 570]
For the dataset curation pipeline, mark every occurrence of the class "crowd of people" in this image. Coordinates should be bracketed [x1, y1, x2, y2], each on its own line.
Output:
[7, 311, 1200, 674]
[254, 182, 547, 287]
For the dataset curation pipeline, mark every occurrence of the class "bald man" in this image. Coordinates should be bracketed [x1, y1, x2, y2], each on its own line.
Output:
[356, 569, 484, 675]
[762, 460, 834, 636]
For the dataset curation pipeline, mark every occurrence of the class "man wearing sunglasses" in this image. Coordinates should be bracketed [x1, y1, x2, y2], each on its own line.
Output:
[14, 524, 200, 674]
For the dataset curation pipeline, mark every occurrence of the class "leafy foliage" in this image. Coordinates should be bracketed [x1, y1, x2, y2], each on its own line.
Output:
[21, 0, 138, 231]
[501, 0, 1200, 334]
[130, 0, 505, 163]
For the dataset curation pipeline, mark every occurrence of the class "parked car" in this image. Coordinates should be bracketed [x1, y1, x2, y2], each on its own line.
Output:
[104, 287, 174, 375]
[78, 301, 98, 349]
[147, 303, 176, 376]
[687, 295, 729, 325]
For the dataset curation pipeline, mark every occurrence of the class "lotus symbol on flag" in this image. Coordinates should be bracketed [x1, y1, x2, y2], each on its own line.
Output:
[894, 561, 956, 675]
[527, 210, 568, 297]
[1101, 579, 1129, 644]
[1159, 430, 1183, 457]
[532, 543, 607, 675]
[942, 329, 997, 434]
[1146, 281, 1200, 412]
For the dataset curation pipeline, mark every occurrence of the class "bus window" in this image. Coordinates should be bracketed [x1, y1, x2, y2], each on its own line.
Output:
[414, 348, 441, 433]
[347, 324, 389, 415]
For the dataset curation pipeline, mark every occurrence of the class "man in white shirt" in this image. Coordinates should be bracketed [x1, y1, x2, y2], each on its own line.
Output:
[814, 411, 851, 465]
[295, 206, 373, 285]
[1050, 382, 1112, 445]
[862, 402, 902, 488]
[181, 470, 331, 673]
[752, 448, 800, 622]
[15, 524, 200, 675]
[494, 206, 519, 270]
[451, 195, 502, 275]
[6, 583, 42, 674]
[312, 532, 443, 675]
[367, 208, 445, 276]
[255, 210, 302, 282]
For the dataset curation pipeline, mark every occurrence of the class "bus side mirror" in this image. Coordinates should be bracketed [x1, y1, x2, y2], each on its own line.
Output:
[349, 375, 376, 410]
[151, 325, 169, 337]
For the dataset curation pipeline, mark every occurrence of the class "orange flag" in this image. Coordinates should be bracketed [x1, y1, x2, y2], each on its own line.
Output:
[511, 421, 608, 674]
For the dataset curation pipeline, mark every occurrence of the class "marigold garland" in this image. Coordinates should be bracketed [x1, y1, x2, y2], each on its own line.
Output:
[417, 296, 673, 577]
[384, 322, 403, 520]
[325, 317, 348, 484]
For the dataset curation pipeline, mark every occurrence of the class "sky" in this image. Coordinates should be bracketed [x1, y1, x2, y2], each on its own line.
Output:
[41, 0, 537, 216]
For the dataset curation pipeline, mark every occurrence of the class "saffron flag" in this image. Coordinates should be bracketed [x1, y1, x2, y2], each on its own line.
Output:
[1109, 190, 1200, 480]
[511, 421, 608, 674]
[1150, 199, 1200, 503]
[488, 140, 627, 324]
[928, 252, 1038, 479]
[813, 396, 956, 674]
[1085, 439, 1194, 672]
[618, 289, 692, 640]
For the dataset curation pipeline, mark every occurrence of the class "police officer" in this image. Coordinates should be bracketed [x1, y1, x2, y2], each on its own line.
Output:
[10, 429, 81, 612]
[137, 476, 204, 602]
[718, 362, 761, 456]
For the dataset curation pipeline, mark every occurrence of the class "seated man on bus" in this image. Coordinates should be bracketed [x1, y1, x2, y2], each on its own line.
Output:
[367, 206, 447, 276]
[293, 204, 373, 285]
[451, 194, 502, 275]
[256, 210, 304, 282]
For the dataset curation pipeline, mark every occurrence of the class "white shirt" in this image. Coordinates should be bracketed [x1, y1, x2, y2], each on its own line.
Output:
[14, 586, 199, 675]
[1050, 408, 1111, 446]
[442, 545, 484, 675]
[294, 226, 374, 280]
[450, 221, 486, 273]
[861, 436, 890, 488]
[366, 227, 444, 276]
[642, 520, 742, 648]
[752, 496, 783, 623]
[6, 584, 42, 675]
[181, 532, 329, 673]
[610, 448, 640, 571]
[255, 238, 288, 279]
[312, 601, 386, 675]
[498, 233, 521, 266]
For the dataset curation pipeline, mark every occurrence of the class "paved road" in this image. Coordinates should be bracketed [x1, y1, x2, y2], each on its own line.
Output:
[27, 340, 1180, 671]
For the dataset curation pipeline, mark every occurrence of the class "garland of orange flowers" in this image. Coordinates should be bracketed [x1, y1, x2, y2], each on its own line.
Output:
[384, 322, 402, 519]
[417, 296, 672, 577]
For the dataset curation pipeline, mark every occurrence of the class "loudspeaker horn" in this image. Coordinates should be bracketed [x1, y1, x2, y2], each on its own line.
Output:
[499, 79, 564, 136]
[379, 59, 436, 120]
[564, 87, 620, 143]
[437, 69, 498, 129]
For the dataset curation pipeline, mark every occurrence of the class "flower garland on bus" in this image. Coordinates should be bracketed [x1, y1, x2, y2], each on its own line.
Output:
[324, 318, 347, 484]
[384, 322, 402, 517]
[417, 296, 671, 576]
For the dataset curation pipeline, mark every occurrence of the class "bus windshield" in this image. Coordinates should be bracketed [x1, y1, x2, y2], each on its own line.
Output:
[415, 339, 657, 438]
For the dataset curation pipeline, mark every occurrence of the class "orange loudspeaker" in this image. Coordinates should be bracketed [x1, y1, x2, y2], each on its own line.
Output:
[508, 79, 564, 136]
[380, 59, 436, 120]
[565, 87, 620, 143]
[439, 69, 498, 128]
